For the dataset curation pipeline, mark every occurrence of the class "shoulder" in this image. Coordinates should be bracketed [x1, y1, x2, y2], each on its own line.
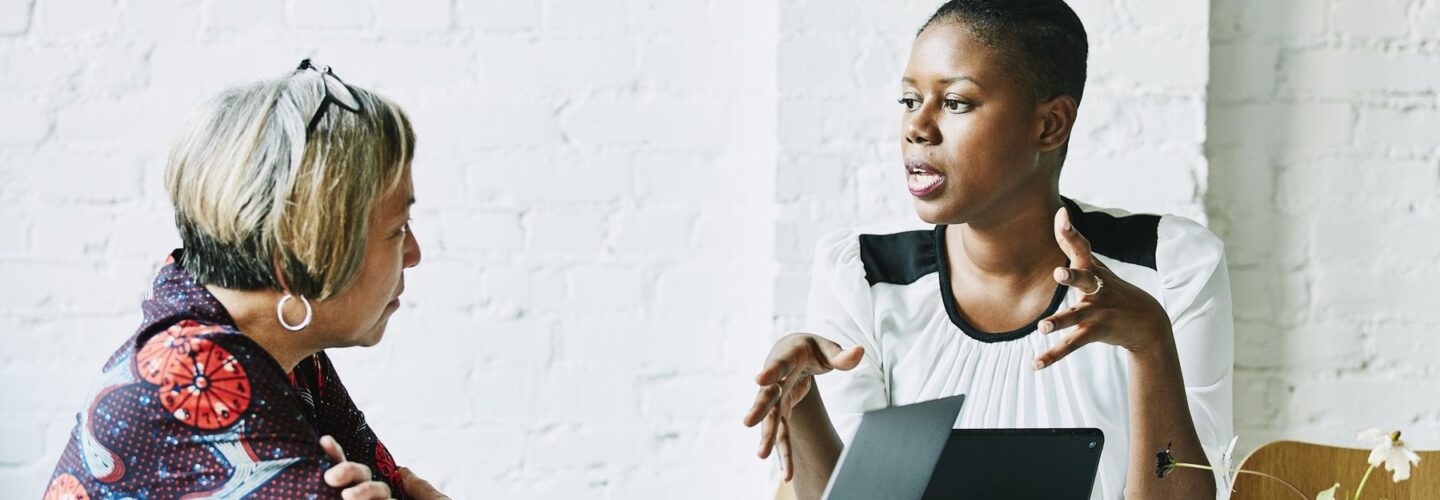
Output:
[1068, 199, 1226, 300]
[816, 219, 939, 287]
[1068, 199, 1223, 271]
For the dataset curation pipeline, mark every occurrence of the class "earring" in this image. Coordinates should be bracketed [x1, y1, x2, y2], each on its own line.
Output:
[276, 293, 313, 331]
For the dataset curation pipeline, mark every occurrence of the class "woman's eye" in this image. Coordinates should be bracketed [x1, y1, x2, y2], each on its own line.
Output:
[898, 97, 920, 110]
[943, 99, 970, 112]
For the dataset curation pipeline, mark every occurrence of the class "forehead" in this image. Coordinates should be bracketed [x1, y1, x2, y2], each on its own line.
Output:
[905, 22, 1012, 87]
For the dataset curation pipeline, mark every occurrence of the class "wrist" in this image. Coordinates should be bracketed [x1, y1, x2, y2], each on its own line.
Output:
[1125, 316, 1176, 359]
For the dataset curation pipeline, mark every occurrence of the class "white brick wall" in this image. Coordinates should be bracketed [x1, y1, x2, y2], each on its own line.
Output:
[4, 0, 1438, 497]
[0, 0, 776, 498]
[1211, 0, 1440, 459]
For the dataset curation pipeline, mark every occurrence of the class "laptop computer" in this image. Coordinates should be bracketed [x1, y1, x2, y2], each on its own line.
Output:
[821, 395, 967, 500]
[821, 394, 1104, 500]
[920, 428, 1104, 500]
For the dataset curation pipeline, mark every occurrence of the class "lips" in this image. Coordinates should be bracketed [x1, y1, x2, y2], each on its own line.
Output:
[905, 159, 945, 197]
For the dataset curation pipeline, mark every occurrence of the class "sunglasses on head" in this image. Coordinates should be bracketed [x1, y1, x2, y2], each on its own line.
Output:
[296, 58, 363, 136]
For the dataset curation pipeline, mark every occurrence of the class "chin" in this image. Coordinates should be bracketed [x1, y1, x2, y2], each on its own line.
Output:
[355, 330, 386, 348]
[912, 196, 968, 226]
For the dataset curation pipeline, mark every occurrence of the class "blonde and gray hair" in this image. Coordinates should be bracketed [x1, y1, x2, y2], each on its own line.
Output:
[165, 66, 415, 300]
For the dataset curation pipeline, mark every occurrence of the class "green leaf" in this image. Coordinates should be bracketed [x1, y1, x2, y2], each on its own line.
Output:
[1314, 483, 1339, 500]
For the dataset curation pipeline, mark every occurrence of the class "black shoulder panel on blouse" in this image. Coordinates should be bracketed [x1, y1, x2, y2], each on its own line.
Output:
[1065, 198, 1160, 270]
[858, 229, 939, 286]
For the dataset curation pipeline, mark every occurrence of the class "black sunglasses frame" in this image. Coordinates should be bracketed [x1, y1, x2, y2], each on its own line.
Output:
[296, 58, 363, 136]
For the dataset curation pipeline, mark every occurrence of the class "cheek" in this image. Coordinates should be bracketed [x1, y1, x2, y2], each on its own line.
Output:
[943, 114, 1034, 173]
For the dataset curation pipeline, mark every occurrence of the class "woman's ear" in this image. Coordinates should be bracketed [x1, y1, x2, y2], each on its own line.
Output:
[1038, 95, 1079, 153]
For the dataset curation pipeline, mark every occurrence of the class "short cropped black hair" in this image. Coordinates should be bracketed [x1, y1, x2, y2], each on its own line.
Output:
[920, 0, 1088, 105]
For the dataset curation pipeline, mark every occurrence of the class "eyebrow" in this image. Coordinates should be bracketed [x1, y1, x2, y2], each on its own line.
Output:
[901, 75, 983, 88]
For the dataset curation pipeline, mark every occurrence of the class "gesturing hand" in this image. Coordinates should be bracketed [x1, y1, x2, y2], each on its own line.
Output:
[742, 333, 864, 480]
[321, 435, 394, 500]
[399, 467, 451, 500]
[1033, 207, 1173, 370]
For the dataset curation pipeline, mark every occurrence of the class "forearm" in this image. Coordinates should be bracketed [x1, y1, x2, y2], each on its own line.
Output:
[789, 385, 845, 500]
[1125, 332, 1214, 500]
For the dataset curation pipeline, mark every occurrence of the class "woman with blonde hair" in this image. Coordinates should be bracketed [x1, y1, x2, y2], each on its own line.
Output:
[44, 60, 445, 499]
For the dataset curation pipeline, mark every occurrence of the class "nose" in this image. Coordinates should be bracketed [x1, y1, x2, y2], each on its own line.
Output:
[904, 103, 940, 146]
[403, 224, 422, 268]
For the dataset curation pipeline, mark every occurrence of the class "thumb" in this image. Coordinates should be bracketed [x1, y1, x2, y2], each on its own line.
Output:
[818, 340, 864, 371]
[319, 435, 346, 463]
[400, 467, 446, 498]
[1053, 207, 1093, 268]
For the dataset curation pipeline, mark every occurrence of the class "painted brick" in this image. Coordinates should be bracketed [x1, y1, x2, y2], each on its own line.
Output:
[375, 0, 451, 33]
[1331, 0, 1410, 38]
[0, 0, 31, 35]
[32, 0, 116, 39]
[455, 0, 540, 30]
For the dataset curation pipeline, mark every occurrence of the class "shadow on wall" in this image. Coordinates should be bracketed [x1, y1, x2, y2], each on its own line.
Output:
[1207, 0, 1440, 457]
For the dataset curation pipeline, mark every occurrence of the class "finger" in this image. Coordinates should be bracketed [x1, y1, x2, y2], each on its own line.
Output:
[755, 349, 796, 386]
[1038, 303, 1087, 334]
[1054, 208, 1095, 268]
[1053, 267, 1100, 296]
[341, 481, 391, 500]
[757, 406, 779, 458]
[777, 416, 793, 482]
[325, 462, 373, 488]
[320, 435, 347, 463]
[399, 467, 444, 498]
[1033, 330, 1094, 370]
[743, 384, 782, 427]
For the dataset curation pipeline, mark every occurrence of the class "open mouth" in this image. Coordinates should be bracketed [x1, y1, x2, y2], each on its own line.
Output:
[905, 160, 945, 197]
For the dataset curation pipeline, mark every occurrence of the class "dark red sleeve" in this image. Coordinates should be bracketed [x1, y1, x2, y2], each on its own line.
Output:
[291, 351, 410, 499]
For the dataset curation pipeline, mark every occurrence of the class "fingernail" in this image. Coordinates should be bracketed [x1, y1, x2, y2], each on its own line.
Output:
[1058, 269, 1071, 281]
[1065, 222, 1074, 234]
[1033, 359, 1046, 371]
[1038, 321, 1053, 334]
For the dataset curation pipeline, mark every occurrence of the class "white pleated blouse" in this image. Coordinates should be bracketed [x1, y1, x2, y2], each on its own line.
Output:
[811, 200, 1234, 500]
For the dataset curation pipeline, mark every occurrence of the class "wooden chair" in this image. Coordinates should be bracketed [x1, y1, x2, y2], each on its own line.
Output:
[1231, 440, 1440, 499]
[775, 481, 796, 500]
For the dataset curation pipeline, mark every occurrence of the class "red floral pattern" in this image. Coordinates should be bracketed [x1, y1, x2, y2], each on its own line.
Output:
[375, 440, 404, 495]
[43, 473, 89, 500]
[135, 320, 223, 385]
[158, 338, 251, 430]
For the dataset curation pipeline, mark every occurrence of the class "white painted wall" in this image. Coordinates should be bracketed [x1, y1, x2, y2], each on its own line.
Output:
[1210, 0, 1440, 458]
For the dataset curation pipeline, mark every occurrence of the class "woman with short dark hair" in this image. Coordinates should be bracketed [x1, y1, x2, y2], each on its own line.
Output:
[744, 2, 1233, 499]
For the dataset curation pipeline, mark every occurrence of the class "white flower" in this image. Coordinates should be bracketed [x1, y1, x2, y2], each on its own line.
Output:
[1357, 428, 1422, 482]
[1314, 483, 1338, 500]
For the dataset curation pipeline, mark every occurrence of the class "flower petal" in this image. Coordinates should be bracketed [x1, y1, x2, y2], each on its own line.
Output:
[1368, 446, 1388, 467]
[1314, 483, 1338, 500]
[1357, 428, 1388, 443]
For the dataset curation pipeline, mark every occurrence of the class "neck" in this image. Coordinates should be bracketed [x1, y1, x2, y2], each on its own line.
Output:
[206, 285, 321, 373]
[946, 190, 1067, 286]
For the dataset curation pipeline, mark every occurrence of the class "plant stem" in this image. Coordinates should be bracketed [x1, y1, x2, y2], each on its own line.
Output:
[1352, 464, 1376, 499]
[1171, 463, 1309, 500]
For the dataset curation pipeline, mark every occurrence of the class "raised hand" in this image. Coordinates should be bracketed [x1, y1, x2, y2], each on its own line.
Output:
[1033, 207, 1173, 370]
[743, 333, 864, 480]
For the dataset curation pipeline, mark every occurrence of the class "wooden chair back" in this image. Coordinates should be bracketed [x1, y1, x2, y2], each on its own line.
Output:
[1231, 440, 1439, 500]
[775, 481, 796, 500]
